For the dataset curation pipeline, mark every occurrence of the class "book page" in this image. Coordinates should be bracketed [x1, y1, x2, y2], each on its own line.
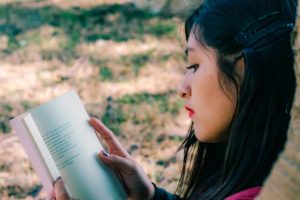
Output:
[22, 113, 60, 182]
[28, 90, 126, 200]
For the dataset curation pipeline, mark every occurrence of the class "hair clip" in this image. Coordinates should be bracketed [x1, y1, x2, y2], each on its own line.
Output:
[235, 11, 294, 50]
[236, 11, 280, 42]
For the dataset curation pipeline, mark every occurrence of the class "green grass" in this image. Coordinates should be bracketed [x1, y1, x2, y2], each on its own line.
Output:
[5, 37, 21, 54]
[0, 3, 179, 55]
[0, 2, 185, 199]
[117, 91, 182, 115]
[3, 104, 13, 112]
[99, 66, 113, 81]
[131, 52, 151, 75]
[146, 21, 177, 37]
[99, 92, 182, 135]
[120, 51, 153, 76]
[0, 120, 10, 134]
[0, 103, 14, 134]
[101, 97, 127, 136]
[0, 2, 183, 135]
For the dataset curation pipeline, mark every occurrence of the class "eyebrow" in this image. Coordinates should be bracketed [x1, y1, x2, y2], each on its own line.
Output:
[184, 47, 195, 55]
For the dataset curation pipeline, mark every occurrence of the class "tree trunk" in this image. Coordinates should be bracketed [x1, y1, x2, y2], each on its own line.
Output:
[256, 2, 300, 199]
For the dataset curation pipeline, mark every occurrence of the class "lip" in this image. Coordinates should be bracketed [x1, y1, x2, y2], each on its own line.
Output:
[185, 106, 195, 118]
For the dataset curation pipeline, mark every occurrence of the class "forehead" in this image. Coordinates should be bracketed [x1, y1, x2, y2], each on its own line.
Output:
[186, 31, 216, 59]
[187, 30, 201, 48]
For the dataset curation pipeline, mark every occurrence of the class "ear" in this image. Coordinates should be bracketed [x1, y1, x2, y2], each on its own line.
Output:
[235, 57, 245, 83]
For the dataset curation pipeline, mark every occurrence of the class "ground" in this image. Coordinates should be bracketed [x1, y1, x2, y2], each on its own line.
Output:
[0, 0, 190, 199]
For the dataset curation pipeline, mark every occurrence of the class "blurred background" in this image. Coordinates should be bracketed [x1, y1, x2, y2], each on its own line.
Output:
[0, 0, 192, 199]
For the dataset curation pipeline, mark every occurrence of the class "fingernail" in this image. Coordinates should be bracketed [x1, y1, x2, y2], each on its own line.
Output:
[102, 151, 110, 157]
[53, 177, 61, 187]
[55, 176, 62, 182]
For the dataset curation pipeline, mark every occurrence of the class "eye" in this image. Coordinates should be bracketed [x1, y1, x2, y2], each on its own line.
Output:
[186, 64, 199, 73]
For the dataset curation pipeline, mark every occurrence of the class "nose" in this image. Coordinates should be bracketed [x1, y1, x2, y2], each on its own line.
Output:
[178, 76, 191, 99]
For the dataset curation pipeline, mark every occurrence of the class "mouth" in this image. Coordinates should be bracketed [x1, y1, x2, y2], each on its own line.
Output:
[184, 106, 195, 118]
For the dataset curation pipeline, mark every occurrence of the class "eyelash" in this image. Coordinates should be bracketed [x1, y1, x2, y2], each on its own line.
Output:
[186, 64, 199, 73]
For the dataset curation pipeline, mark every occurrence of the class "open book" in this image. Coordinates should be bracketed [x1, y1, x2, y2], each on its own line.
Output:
[10, 89, 127, 200]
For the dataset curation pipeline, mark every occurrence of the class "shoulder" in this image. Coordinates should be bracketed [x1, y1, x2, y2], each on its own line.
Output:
[224, 186, 262, 200]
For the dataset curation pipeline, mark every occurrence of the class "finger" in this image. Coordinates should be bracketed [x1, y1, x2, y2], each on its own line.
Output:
[89, 117, 129, 157]
[97, 150, 111, 165]
[54, 177, 71, 200]
[98, 150, 136, 173]
[98, 152, 131, 195]
[46, 190, 55, 200]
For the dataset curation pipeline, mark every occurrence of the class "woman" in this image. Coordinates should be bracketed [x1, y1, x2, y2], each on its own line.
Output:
[49, 0, 297, 199]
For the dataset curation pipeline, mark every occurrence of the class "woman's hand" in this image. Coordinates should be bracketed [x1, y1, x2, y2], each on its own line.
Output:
[90, 117, 155, 200]
[48, 117, 155, 200]
[46, 177, 71, 200]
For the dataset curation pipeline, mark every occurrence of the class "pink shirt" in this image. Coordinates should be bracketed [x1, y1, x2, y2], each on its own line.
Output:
[225, 187, 262, 200]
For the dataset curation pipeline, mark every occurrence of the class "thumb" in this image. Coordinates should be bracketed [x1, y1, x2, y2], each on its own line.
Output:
[98, 150, 136, 173]
[54, 177, 71, 200]
[46, 189, 55, 200]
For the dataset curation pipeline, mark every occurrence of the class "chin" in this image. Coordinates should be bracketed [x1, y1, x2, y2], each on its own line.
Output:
[194, 129, 210, 142]
[194, 129, 225, 143]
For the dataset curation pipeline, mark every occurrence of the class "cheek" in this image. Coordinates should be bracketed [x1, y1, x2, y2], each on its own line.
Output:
[192, 71, 236, 142]
[194, 105, 235, 142]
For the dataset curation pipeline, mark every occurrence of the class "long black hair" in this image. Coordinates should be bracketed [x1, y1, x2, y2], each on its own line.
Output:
[175, 0, 297, 199]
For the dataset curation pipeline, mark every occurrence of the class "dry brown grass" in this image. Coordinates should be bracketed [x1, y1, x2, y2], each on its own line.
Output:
[0, 0, 189, 199]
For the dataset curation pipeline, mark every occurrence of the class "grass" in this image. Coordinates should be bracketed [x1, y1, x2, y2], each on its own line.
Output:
[101, 96, 127, 135]
[131, 52, 152, 75]
[0, 1, 187, 198]
[117, 92, 167, 104]
[0, 3, 179, 55]
[0, 103, 13, 134]
[95, 49, 162, 81]
[98, 91, 183, 136]
[110, 52, 152, 78]
[99, 66, 113, 80]
[146, 21, 177, 37]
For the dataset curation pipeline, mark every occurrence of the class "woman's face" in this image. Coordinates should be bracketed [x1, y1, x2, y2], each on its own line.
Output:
[178, 32, 237, 142]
